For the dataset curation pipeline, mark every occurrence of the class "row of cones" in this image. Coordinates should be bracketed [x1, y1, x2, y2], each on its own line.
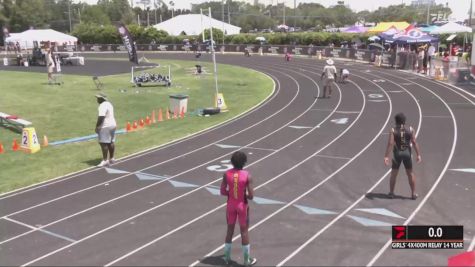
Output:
[0, 136, 48, 154]
[126, 107, 186, 132]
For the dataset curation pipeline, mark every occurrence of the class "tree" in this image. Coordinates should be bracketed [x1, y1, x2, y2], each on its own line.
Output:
[81, 5, 111, 25]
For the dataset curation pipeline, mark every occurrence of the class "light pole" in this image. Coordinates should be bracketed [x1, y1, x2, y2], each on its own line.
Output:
[68, 0, 72, 32]
[426, 0, 432, 25]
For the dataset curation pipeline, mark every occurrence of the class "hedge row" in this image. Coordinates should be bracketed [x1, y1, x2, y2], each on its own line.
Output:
[72, 23, 467, 47]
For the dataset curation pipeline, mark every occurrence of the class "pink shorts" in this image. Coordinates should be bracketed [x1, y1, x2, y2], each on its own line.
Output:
[226, 202, 249, 226]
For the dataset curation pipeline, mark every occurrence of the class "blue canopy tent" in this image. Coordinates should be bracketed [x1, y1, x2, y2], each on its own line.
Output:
[384, 29, 439, 44]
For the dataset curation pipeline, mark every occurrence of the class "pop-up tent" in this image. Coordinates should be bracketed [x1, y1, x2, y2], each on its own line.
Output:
[5, 29, 77, 49]
[430, 22, 472, 34]
[368, 22, 410, 33]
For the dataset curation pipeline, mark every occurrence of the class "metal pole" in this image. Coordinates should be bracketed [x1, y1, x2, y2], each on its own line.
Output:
[68, 0, 72, 32]
[227, 0, 231, 24]
[293, 0, 296, 29]
[283, 2, 286, 25]
[426, 0, 431, 25]
[208, 7, 220, 106]
[201, 9, 205, 42]
[222, 0, 225, 45]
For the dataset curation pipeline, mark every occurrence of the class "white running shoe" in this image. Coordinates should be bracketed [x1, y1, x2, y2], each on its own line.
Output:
[109, 158, 116, 164]
[245, 257, 257, 266]
[97, 160, 109, 167]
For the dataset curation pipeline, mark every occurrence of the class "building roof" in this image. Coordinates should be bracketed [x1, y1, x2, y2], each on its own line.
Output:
[367, 22, 410, 33]
[430, 22, 472, 34]
[153, 14, 241, 36]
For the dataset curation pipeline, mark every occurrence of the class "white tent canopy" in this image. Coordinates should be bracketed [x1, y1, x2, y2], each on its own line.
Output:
[153, 14, 241, 36]
[430, 22, 472, 34]
[5, 29, 78, 48]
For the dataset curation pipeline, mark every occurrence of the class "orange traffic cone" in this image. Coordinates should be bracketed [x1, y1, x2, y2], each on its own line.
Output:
[133, 121, 138, 130]
[173, 107, 178, 119]
[180, 107, 185, 119]
[166, 108, 170, 120]
[12, 139, 19, 151]
[158, 108, 163, 122]
[146, 116, 151, 126]
[43, 135, 49, 147]
[139, 118, 145, 128]
[152, 110, 156, 124]
[126, 122, 132, 132]
[0, 143, 4, 154]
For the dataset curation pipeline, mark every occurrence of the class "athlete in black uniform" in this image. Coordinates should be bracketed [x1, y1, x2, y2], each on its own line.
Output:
[384, 113, 422, 200]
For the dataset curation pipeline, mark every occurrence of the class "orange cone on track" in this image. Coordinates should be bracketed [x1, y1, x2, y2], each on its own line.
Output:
[139, 118, 145, 128]
[133, 121, 138, 130]
[180, 107, 185, 119]
[146, 116, 151, 126]
[152, 110, 156, 124]
[173, 107, 178, 119]
[0, 143, 4, 154]
[166, 108, 170, 120]
[43, 136, 49, 147]
[158, 108, 163, 122]
[126, 122, 132, 132]
[12, 139, 19, 151]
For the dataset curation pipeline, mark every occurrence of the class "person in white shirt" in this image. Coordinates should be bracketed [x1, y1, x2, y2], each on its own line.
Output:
[320, 59, 337, 98]
[46, 49, 55, 83]
[95, 93, 117, 167]
[340, 68, 350, 83]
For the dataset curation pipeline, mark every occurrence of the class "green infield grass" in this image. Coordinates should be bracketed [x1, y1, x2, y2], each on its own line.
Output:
[0, 59, 273, 193]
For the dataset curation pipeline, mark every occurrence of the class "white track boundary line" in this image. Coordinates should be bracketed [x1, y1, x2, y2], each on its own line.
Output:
[274, 67, 423, 267]
[187, 77, 378, 267]
[20, 65, 327, 266]
[365, 71, 458, 267]
[468, 235, 475, 251]
[0, 68, 301, 244]
[0, 67, 277, 200]
[0, 71, 284, 217]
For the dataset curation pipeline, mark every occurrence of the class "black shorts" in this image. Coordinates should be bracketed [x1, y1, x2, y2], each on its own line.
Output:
[392, 149, 412, 170]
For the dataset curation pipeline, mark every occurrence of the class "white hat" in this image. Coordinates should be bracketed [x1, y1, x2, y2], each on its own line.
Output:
[326, 59, 334, 65]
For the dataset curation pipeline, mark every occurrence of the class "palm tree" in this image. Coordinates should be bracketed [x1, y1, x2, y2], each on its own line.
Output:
[169, 1, 175, 18]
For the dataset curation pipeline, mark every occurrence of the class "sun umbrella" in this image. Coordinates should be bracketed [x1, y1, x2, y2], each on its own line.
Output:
[255, 36, 266, 41]
[369, 43, 385, 50]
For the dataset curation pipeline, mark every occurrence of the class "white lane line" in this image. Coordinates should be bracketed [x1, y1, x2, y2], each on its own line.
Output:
[102, 67, 346, 267]
[273, 70, 402, 267]
[366, 71, 457, 267]
[3, 217, 76, 243]
[0, 72, 286, 218]
[242, 146, 277, 152]
[336, 111, 360, 114]
[468, 235, 475, 251]
[423, 115, 452, 118]
[310, 108, 333, 112]
[20, 66, 324, 266]
[314, 155, 351, 160]
[0, 69, 278, 200]
[187, 79, 375, 267]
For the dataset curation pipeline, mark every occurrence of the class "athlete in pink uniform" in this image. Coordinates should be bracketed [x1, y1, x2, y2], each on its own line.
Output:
[220, 151, 257, 266]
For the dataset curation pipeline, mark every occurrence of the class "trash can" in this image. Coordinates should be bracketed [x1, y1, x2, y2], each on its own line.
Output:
[3, 57, 8, 66]
[169, 94, 189, 114]
[316, 50, 322, 60]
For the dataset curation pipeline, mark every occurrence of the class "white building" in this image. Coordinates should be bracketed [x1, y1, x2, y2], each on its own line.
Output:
[153, 14, 241, 36]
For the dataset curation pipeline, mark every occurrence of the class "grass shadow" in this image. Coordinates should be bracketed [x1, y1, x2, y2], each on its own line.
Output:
[83, 158, 102, 167]
[0, 124, 22, 134]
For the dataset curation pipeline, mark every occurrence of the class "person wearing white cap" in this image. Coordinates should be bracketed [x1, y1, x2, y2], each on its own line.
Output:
[95, 93, 117, 167]
[320, 58, 337, 98]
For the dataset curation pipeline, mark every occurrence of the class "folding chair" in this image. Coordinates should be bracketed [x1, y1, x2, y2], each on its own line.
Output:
[92, 76, 104, 90]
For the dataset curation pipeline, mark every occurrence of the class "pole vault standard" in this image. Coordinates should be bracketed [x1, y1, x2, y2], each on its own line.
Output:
[208, 7, 220, 108]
